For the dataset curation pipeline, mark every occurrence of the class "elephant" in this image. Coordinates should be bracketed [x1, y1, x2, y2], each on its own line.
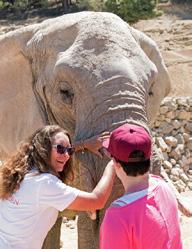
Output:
[0, 12, 171, 249]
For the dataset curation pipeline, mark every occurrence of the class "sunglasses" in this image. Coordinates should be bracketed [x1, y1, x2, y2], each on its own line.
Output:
[52, 144, 74, 156]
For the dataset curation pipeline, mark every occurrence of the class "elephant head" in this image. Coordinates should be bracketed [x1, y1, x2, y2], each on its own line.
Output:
[0, 12, 171, 249]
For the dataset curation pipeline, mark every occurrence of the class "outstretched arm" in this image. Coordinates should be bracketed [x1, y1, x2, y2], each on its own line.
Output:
[67, 160, 115, 211]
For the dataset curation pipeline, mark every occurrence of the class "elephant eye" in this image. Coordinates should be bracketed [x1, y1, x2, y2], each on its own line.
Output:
[60, 82, 74, 105]
[148, 90, 153, 96]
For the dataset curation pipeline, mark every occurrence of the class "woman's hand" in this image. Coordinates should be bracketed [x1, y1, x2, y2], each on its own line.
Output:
[83, 132, 110, 157]
[74, 132, 110, 157]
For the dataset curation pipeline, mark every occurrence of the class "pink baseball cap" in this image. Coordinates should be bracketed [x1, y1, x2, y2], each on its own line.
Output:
[102, 124, 151, 162]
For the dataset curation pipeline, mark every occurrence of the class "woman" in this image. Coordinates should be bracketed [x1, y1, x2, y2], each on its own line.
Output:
[0, 125, 115, 249]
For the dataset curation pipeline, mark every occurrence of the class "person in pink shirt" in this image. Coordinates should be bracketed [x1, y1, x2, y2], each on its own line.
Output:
[100, 123, 183, 249]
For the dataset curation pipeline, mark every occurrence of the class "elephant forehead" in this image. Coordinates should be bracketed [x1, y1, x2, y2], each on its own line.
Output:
[28, 12, 138, 60]
[27, 12, 157, 84]
[54, 48, 156, 87]
[36, 11, 130, 42]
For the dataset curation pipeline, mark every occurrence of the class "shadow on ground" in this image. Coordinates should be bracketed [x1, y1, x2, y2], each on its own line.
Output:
[0, 3, 81, 26]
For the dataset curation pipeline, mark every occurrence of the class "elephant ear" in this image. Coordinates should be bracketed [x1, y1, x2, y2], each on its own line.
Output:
[130, 27, 171, 124]
[0, 27, 45, 157]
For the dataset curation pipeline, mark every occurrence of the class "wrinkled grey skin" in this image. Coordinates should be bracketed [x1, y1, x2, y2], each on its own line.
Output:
[0, 12, 170, 249]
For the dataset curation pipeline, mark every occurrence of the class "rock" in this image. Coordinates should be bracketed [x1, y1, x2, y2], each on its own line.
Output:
[172, 119, 181, 129]
[175, 144, 185, 154]
[162, 152, 169, 160]
[187, 141, 192, 151]
[178, 111, 191, 120]
[156, 137, 168, 151]
[171, 168, 180, 177]
[188, 170, 192, 175]
[164, 136, 177, 147]
[187, 182, 192, 190]
[174, 180, 186, 192]
[183, 133, 190, 143]
[180, 173, 189, 184]
[170, 175, 178, 182]
[166, 111, 176, 119]
[170, 158, 176, 166]
[185, 122, 192, 132]
[159, 106, 169, 114]
[175, 134, 184, 144]
[176, 98, 189, 107]
[163, 160, 172, 170]
[169, 150, 181, 161]
[161, 123, 174, 133]
[180, 155, 189, 166]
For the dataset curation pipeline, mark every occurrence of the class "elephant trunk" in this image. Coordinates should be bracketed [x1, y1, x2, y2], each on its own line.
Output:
[74, 94, 149, 141]
[74, 90, 154, 249]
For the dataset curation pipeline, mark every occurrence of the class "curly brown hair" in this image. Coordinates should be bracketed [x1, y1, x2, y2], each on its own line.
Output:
[0, 125, 74, 200]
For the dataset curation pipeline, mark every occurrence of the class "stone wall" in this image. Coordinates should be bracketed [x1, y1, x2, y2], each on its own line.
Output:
[151, 97, 192, 192]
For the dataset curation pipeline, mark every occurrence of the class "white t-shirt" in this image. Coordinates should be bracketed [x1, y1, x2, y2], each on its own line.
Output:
[0, 171, 80, 249]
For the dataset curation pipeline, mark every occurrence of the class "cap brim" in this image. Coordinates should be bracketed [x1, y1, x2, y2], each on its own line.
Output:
[102, 138, 112, 159]
[102, 138, 109, 149]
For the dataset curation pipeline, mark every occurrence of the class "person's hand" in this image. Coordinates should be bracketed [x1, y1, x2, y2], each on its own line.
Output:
[83, 131, 110, 157]
[87, 211, 97, 220]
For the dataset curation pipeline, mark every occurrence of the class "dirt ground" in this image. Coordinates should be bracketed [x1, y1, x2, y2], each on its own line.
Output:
[133, 3, 192, 97]
[60, 191, 192, 249]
